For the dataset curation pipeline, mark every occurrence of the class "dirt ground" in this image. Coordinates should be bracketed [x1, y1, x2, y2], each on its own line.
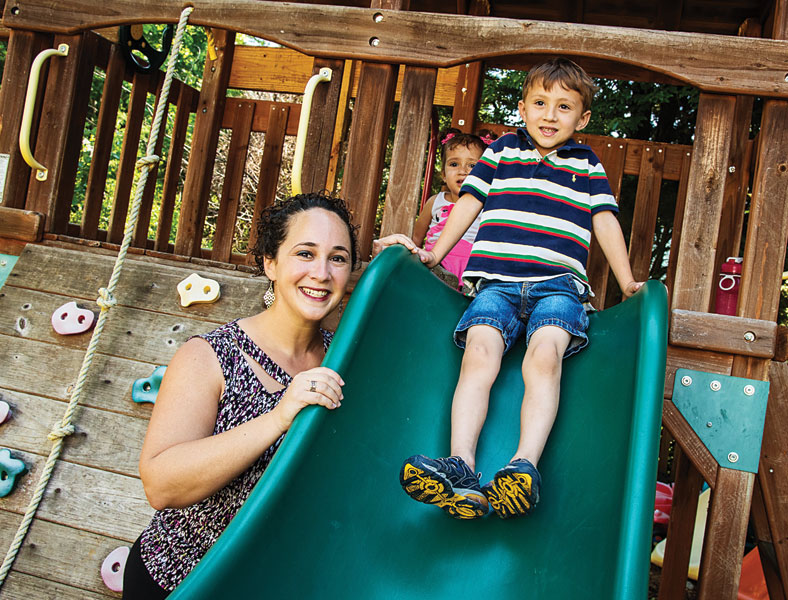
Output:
[649, 564, 699, 599]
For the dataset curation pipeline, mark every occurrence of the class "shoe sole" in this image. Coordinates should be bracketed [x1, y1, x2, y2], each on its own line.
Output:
[399, 459, 488, 520]
[484, 471, 537, 519]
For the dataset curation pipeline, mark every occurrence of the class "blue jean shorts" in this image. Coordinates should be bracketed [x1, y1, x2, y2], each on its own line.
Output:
[454, 275, 589, 357]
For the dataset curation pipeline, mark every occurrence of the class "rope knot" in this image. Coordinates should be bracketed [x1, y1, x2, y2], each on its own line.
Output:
[48, 424, 75, 441]
[96, 288, 117, 311]
[136, 155, 160, 170]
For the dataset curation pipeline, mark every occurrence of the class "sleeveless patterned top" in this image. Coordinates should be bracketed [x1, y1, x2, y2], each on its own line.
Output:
[139, 320, 333, 591]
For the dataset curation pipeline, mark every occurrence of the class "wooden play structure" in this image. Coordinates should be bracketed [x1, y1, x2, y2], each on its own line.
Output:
[0, 1, 787, 598]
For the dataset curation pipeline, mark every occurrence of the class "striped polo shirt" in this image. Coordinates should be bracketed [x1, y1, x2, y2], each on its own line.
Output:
[459, 128, 618, 293]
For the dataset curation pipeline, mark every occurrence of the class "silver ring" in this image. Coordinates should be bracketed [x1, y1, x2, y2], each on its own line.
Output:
[309, 380, 317, 393]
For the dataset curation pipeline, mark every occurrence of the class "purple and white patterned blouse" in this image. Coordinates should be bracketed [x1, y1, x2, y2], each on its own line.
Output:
[139, 320, 333, 591]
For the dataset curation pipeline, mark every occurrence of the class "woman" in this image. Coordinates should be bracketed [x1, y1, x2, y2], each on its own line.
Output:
[123, 193, 359, 598]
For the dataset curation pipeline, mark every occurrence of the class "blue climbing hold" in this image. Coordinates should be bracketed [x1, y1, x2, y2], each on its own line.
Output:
[0, 448, 27, 497]
[132, 366, 166, 404]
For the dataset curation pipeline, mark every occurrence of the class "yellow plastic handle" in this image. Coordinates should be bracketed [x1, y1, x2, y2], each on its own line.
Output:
[291, 67, 332, 196]
[19, 43, 70, 182]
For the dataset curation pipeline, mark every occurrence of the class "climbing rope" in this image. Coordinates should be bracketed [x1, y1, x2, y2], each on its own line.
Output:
[0, 6, 194, 588]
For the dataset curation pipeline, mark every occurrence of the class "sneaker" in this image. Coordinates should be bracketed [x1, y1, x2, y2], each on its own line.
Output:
[483, 458, 541, 519]
[399, 455, 488, 519]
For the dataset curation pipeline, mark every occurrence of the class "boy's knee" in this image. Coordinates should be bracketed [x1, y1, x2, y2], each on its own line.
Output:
[524, 334, 566, 377]
[462, 329, 504, 376]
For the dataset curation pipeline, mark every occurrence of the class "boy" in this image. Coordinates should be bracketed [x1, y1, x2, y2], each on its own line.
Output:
[397, 58, 643, 519]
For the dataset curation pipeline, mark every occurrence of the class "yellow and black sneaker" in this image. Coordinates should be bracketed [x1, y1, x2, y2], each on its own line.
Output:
[399, 455, 488, 519]
[482, 458, 541, 519]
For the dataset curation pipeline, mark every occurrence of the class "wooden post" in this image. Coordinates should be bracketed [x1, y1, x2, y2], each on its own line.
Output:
[300, 58, 345, 194]
[0, 30, 51, 209]
[628, 145, 665, 282]
[450, 0, 487, 133]
[175, 28, 235, 257]
[380, 66, 437, 239]
[325, 60, 355, 193]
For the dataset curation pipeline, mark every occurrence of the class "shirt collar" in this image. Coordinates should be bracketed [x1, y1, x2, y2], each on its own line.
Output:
[517, 127, 586, 156]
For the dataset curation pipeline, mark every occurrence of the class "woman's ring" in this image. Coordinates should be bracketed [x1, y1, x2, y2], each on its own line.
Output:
[309, 380, 317, 393]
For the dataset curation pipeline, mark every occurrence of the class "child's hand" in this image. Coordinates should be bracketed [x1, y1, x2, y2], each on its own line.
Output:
[623, 281, 645, 298]
[416, 249, 438, 268]
[372, 234, 419, 257]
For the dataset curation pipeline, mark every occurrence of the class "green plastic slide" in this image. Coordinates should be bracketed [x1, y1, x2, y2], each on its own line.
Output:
[170, 246, 668, 599]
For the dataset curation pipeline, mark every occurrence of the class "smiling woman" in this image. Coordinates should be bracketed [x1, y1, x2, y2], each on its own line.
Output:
[123, 193, 360, 599]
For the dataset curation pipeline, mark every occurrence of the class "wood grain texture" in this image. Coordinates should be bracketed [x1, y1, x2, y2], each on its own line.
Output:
[628, 145, 665, 281]
[0, 571, 115, 599]
[0, 206, 44, 241]
[6, 1, 788, 97]
[662, 400, 718, 486]
[664, 345, 733, 400]
[669, 309, 776, 358]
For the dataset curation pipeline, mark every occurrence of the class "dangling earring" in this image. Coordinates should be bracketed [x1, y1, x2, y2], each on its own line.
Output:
[264, 281, 275, 308]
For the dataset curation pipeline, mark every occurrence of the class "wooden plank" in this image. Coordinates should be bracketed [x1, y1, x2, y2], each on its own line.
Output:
[664, 345, 733, 400]
[23, 33, 85, 232]
[0, 571, 115, 600]
[106, 71, 150, 245]
[450, 61, 483, 131]
[175, 29, 235, 256]
[737, 100, 788, 323]
[628, 145, 665, 281]
[380, 66, 437, 238]
[342, 60, 399, 258]
[0, 206, 44, 241]
[326, 61, 356, 192]
[0, 451, 152, 543]
[775, 326, 788, 363]
[155, 82, 193, 252]
[9, 2, 788, 98]
[247, 103, 290, 261]
[228, 45, 460, 107]
[697, 468, 755, 600]
[300, 58, 346, 194]
[663, 400, 719, 487]
[212, 100, 254, 262]
[665, 150, 692, 308]
[657, 448, 707, 600]
[0, 30, 51, 209]
[672, 94, 736, 312]
[669, 309, 777, 359]
[0, 388, 147, 477]
[81, 43, 127, 240]
[0, 510, 127, 597]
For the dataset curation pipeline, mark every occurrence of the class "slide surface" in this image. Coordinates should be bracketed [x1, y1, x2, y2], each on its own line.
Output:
[171, 246, 668, 599]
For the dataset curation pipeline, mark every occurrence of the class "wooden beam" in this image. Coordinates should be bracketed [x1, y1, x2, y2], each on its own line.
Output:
[175, 29, 235, 256]
[669, 310, 777, 359]
[628, 145, 664, 281]
[381, 66, 437, 239]
[671, 94, 736, 312]
[0, 206, 43, 241]
[451, 61, 483, 132]
[7, 1, 788, 97]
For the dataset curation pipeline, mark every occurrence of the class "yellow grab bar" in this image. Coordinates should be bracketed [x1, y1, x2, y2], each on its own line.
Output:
[291, 67, 332, 196]
[19, 43, 69, 182]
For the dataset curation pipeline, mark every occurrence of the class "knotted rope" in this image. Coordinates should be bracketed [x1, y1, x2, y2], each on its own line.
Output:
[0, 6, 194, 587]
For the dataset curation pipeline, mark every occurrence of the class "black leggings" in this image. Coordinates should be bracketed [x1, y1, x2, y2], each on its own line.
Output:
[122, 536, 170, 600]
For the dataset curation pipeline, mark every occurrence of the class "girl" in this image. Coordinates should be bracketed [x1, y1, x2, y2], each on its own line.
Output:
[411, 128, 495, 285]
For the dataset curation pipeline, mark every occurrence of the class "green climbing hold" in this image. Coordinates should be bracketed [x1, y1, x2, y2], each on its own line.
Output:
[132, 366, 166, 404]
[0, 448, 27, 497]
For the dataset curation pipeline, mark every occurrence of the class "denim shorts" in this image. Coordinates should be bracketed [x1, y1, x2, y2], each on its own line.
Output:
[454, 275, 589, 357]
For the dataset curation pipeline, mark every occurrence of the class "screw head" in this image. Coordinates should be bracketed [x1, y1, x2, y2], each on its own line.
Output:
[744, 331, 756, 342]
[681, 375, 692, 387]
[728, 452, 739, 463]
[744, 384, 755, 396]
[710, 380, 721, 392]
[706, 421, 713, 428]
[728, 165, 736, 173]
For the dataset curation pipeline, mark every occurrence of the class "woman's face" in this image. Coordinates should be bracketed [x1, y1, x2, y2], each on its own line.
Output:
[264, 208, 352, 323]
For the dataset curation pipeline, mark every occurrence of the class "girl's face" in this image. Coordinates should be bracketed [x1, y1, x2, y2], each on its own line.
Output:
[263, 208, 352, 324]
[443, 144, 482, 201]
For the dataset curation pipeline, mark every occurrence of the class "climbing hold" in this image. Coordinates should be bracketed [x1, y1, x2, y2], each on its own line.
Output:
[0, 400, 10, 424]
[51, 301, 96, 335]
[132, 366, 166, 404]
[0, 449, 27, 498]
[177, 273, 221, 307]
[101, 545, 130, 592]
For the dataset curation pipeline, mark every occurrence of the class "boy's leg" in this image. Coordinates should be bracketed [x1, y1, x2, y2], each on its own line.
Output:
[450, 324, 505, 472]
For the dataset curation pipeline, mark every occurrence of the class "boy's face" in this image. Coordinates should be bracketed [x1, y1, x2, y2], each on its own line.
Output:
[518, 81, 591, 156]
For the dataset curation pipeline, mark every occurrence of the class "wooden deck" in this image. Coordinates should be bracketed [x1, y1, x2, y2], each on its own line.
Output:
[0, 243, 270, 598]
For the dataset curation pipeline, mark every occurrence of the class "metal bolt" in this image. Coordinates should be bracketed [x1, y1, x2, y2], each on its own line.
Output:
[373, 12, 384, 23]
[710, 380, 721, 391]
[770, 468, 774, 473]
[0, 260, 6, 267]
[728, 452, 739, 463]
[744, 385, 755, 396]
[681, 375, 692, 387]
[729, 165, 736, 173]
[743, 331, 756, 342]
[369, 37, 380, 47]
[706, 421, 713, 428]
[458, 119, 465, 126]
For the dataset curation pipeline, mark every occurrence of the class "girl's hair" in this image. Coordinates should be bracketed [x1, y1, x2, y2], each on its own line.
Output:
[438, 127, 497, 173]
[251, 192, 361, 274]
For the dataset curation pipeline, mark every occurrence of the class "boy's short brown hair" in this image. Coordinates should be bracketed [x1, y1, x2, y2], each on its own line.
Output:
[522, 58, 598, 112]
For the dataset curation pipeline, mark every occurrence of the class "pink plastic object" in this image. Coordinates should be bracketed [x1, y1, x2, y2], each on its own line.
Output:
[654, 481, 673, 526]
[51, 301, 95, 335]
[715, 257, 742, 315]
[738, 547, 769, 600]
[0, 401, 9, 424]
[101, 546, 130, 592]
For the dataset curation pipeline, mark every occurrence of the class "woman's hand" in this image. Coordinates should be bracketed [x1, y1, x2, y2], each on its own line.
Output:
[273, 366, 345, 432]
